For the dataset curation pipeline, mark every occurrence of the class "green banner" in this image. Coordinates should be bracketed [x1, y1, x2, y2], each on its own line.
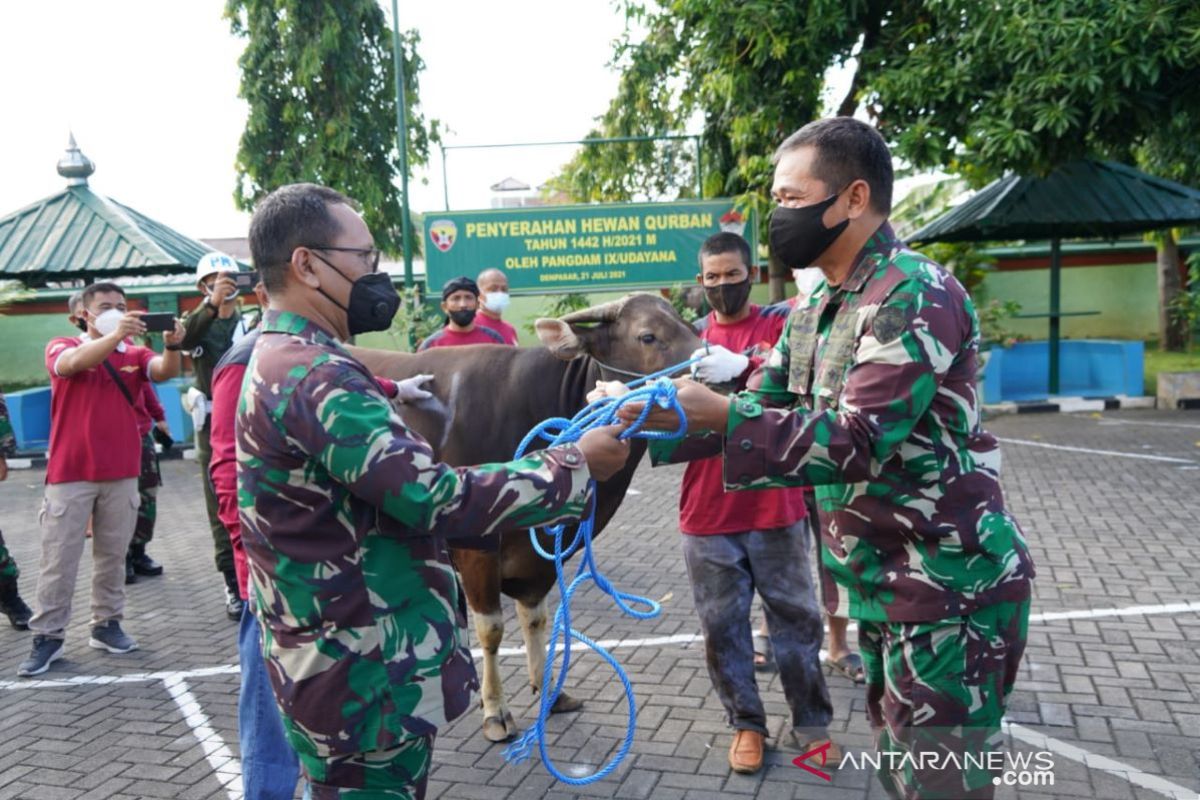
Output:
[423, 199, 755, 294]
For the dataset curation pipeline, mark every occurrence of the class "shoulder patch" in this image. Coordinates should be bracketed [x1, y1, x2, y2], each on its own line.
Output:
[871, 306, 907, 344]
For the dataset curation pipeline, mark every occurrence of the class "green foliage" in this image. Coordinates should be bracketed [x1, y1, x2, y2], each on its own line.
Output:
[550, 0, 889, 252]
[975, 299, 1024, 350]
[225, 0, 440, 256]
[1167, 252, 1200, 350]
[866, 0, 1200, 184]
[385, 286, 441, 352]
[0, 281, 31, 313]
[666, 283, 700, 323]
[525, 293, 592, 335]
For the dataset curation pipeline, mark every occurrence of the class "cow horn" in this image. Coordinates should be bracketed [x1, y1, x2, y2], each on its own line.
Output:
[558, 296, 630, 325]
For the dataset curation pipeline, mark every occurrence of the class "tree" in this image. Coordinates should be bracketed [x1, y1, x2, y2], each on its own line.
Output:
[225, 0, 439, 256]
[861, 0, 1200, 349]
[550, 0, 897, 299]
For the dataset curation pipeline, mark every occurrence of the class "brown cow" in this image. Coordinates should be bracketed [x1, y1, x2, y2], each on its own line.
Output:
[351, 293, 700, 741]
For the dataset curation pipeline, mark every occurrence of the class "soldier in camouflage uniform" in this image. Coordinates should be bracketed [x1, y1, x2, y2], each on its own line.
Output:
[0, 390, 33, 630]
[237, 183, 630, 798]
[624, 119, 1035, 800]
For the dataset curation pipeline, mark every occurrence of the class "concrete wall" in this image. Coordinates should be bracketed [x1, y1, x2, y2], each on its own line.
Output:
[980, 261, 1159, 341]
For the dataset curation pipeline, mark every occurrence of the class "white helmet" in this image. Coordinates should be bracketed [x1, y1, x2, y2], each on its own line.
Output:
[196, 251, 239, 289]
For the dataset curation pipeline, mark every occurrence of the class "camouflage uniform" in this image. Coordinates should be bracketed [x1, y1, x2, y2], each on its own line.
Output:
[0, 392, 18, 581]
[237, 310, 593, 797]
[180, 305, 250, 575]
[653, 224, 1035, 799]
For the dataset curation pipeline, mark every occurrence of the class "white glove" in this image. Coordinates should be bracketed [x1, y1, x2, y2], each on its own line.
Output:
[394, 374, 435, 402]
[690, 345, 749, 384]
[586, 380, 630, 404]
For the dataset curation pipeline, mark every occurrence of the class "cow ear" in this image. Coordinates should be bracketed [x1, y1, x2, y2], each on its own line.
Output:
[535, 318, 590, 359]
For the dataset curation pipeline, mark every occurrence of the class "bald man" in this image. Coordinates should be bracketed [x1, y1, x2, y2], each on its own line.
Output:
[474, 268, 519, 345]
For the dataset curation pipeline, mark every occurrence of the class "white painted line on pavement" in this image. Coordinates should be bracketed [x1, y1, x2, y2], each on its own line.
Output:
[1005, 721, 1199, 800]
[163, 675, 244, 800]
[997, 437, 1196, 464]
[0, 663, 239, 692]
[1097, 419, 1200, 430]
[1031, 601, 1200, 623]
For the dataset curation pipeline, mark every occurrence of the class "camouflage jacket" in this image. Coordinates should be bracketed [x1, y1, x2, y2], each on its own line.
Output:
[236, 310, 593, 758]
[0, 391, 14, 456]
[653, 224, 1034, 623]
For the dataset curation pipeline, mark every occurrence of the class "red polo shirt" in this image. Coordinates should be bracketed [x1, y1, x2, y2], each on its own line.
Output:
[475, 313, 519, 345]
[45, 337, 155, 484]
[679, 306, 807, 535]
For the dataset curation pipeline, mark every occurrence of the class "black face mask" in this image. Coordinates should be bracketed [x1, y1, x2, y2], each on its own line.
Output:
[312, 253, 400, 335]
[448, 308, 476, 327]
[74, 317, 88, 333]
[704, 276, 753, 317]
[769, 189, 849, 269]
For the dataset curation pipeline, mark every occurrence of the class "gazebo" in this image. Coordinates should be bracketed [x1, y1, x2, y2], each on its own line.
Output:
[0, 135, 213, 288]
[909, 160, 1200, 395]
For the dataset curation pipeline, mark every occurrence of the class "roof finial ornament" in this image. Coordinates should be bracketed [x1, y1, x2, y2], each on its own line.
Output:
[57, 132, 95, 186]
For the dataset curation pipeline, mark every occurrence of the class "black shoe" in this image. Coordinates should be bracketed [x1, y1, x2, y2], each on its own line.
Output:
[130, 545, 163, 577]
[0, 581, 32, 630]
[17, 635, 64, 677]
[125, 555, 137, 585]
[222, 571, 244, 621]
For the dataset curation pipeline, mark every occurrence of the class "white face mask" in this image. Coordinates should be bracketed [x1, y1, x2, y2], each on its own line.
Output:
[94, 308, 125, 337]
[792, 267, 825, 299]
[482, 291, 511, 313]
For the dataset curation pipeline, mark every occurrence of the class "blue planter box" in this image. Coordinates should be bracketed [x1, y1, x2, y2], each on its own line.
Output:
[5, 377, 195, 455]
[981, 340, 1144, 403]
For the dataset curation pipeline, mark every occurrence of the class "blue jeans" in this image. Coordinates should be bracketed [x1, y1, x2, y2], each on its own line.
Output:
[239, 605, 300, 799]
[680, 521, 833, 738]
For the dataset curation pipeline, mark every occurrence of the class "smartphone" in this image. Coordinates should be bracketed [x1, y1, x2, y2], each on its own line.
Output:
[141, 312, 176, 333]
[233, 271, 260, 292]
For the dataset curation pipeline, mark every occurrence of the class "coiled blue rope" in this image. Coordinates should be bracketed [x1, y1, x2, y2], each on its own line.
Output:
[502, 356, 699, 785]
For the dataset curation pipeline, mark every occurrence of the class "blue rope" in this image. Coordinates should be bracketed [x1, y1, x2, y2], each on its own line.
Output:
[502, 357, 697, 785]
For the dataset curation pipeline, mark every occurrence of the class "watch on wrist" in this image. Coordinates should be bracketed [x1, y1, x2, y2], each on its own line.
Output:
[165, 344, 182, 351]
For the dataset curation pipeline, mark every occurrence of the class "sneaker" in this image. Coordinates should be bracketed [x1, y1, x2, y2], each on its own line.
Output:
[224, 584, 245, 621]
[88, 620, 138, 654]
[0, 580, 33, 630]
[17, 635, 64, 677]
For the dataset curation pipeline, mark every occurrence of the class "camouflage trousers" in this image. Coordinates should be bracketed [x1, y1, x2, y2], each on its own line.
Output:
[296, 734, 433, 799]
[194, 417, 234, 574]
[0, 530, 18, 581]
[860, 599, 1030, 800]
[133, 433, 161, 547]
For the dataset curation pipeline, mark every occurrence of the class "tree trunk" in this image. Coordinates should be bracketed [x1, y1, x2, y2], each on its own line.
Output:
[1157, 231, 1187, 351]
[768, 249, 787, 304]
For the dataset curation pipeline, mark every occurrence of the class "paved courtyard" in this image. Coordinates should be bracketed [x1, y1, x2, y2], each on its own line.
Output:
[0, 408, 1197, 800]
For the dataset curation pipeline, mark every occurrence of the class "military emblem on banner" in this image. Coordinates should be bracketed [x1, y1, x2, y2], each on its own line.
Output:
[430, 219, 458, 252]
[719, 209, 746, 236]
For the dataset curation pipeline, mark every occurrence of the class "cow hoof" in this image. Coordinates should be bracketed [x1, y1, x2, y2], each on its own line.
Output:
[482, 712, 517, 742]
[549, 692, 584, 714]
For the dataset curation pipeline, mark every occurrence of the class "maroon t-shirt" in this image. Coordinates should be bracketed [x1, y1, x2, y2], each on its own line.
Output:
[418, 326, 506, 350]
[475, 313, 519, 345]
[679, 307, 808, 535]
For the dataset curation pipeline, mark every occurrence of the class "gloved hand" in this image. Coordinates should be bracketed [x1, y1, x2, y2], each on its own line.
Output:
[689, 345, 749, 384]
[394, 374, 435, 402]
[586, 380, 630, 404]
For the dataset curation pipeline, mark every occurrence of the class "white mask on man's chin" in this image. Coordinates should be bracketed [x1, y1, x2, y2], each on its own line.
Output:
[792, 267, 825, 299]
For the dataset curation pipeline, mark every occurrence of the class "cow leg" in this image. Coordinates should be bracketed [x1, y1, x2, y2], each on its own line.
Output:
[516, 598, 584, 714]
[472, 609, 517, 741]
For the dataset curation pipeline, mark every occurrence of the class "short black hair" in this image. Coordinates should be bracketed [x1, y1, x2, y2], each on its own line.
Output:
[698, 232, 751, 269]
[248, 183, 352, 293]
[441, 276, 479, 301]
[81, 281, 125, 308]
[774, 118, 894, 215]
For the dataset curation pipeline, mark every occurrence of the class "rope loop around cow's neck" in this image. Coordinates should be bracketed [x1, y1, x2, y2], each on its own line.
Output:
[503, 362, 694, 785]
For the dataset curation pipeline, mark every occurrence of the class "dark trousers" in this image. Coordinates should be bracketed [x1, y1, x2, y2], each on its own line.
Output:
[194, 417, 233, 574]
[681, 521, 833, 738]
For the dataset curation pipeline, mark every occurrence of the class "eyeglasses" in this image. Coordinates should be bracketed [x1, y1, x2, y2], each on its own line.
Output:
[306, 245, 381, 273]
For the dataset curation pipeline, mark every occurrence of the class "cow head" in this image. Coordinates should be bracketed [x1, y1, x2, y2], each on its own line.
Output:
[534, 293, 701, 379]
